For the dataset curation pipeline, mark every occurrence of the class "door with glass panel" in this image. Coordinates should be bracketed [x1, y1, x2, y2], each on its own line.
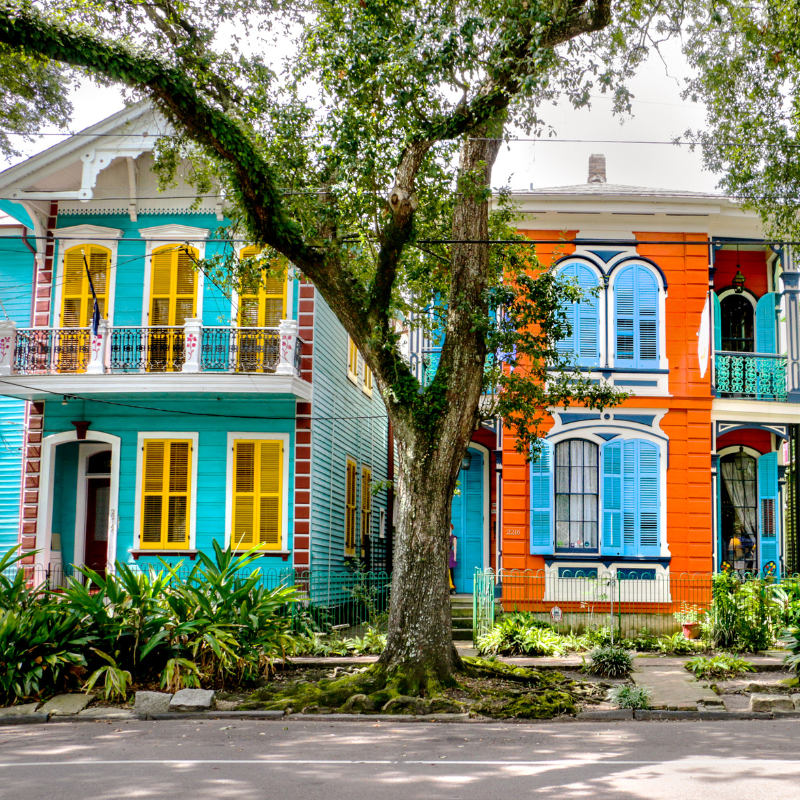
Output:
[237, 247, 286, 372]
[148, 245, 197, 371]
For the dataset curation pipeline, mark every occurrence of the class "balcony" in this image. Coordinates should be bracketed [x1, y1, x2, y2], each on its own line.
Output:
[714, 351, 787, 402]
[0, 318, 310, 400]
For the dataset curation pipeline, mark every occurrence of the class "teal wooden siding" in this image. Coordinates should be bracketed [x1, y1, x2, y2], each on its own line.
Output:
[0, 227, 35, 556]
[43, 395, 297, 568]
[310, 294, 389, 572]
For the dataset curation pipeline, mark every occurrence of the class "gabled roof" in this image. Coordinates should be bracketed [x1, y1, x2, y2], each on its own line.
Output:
[514, 182, 724, 201]
[0, 102, 166, 191]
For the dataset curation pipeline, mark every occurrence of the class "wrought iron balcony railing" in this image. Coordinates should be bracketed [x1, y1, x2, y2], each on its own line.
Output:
[0, 318, 305, 379]
[714, 351, 787, 402]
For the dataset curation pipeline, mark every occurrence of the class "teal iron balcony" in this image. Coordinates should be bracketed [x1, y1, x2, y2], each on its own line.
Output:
[715, 351, 787, 402]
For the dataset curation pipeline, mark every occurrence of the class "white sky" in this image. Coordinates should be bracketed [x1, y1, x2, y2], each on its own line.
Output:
[1, 37, 719, 196]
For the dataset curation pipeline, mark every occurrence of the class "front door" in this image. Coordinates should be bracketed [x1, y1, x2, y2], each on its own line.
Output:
[451, 448, 484, 593]
[84, 477, 110, 574]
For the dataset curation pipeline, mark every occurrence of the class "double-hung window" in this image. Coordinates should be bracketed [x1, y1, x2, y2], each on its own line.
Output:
[531, 437, 661, 558]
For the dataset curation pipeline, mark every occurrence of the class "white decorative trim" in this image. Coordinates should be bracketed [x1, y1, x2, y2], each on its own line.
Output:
[0, 373, 314, 401]
[223, 432, 292, 552]
[36, 430, 121, 573]
[718, 444, 763, 460]
[133, 432, 200, 552]
[73, 443, 113, 572]
[717, 287, 757, 309]
[53, 228, 122, 326]
[138, 223, 211, 241]
[543, 562, 672, 603]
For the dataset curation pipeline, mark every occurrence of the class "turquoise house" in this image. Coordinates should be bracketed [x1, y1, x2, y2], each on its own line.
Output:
[0, 104, 389, 582]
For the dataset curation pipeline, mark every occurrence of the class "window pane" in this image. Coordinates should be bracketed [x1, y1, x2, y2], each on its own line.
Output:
[554, 438, 599, 552]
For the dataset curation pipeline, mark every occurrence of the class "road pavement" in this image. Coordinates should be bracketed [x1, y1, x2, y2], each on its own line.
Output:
[1, 718, 800, 799]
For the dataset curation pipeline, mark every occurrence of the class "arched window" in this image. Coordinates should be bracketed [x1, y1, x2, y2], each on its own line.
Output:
[555, 439, 599, 552]
[555, 262, 600, 367]
[720, 294, 754, 352]
[614, 264, 659, 369]
[719, 450, 758, 573]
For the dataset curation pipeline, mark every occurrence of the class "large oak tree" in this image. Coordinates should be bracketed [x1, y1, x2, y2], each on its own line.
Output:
[0, 0, 658, 687]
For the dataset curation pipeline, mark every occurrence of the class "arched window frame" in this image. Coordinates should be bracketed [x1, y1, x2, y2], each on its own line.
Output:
[608, 260, 668, 372]
[54, 225, 122, 327]
[552, 258, 604, 368]
[531, 420, 669, 560]
[716, 289, 757, 353]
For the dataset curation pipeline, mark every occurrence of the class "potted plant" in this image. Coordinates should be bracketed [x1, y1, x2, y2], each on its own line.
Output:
[674, 603, 702, 639]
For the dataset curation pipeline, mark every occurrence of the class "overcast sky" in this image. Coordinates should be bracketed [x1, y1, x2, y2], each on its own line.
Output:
[1, 37, 719, 196]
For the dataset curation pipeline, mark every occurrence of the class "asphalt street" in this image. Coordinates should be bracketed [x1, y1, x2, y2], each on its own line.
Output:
[1, 718, 799, 799]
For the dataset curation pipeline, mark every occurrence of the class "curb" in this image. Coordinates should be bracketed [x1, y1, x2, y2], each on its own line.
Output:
[0, 714, 50, 726]
[145, 710, 286, 720]
[634, 710, 772, 721]
[286, 713, 472, 723]
[576, 710, 634, 721]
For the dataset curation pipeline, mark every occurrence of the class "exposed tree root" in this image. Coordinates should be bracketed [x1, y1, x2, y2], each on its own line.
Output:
[239, 656, 606, 719]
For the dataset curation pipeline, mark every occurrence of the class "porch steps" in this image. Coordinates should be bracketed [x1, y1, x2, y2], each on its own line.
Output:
[451, 595, 474, 642]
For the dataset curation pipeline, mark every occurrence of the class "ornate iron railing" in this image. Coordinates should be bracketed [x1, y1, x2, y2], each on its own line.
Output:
[109, 326, 185, 372]
[14, 328, 91, 374]
[200, 327, 280, 373]
[715, 351, 787, 401]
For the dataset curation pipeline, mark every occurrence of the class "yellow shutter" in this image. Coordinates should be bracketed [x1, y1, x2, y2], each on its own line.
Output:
[361, 466, 372, 542]
[150, 245, 197, 326]
[61, 244, 109, 328]
[347, 337, 359, 382]
[140, 439, 192, 549]
[363, 364, 373, 395]
[237, 246, 287, 328]
[232, 439, 283, 550]
[345, 458, 357, 556]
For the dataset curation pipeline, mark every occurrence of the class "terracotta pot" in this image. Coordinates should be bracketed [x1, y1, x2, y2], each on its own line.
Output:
[682, 621, 700, 640]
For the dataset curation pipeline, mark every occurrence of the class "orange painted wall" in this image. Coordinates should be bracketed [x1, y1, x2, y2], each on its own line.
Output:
[501, 232, 714, 575]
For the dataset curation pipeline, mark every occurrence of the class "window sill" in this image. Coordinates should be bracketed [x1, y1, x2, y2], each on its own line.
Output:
[544, 555, 671, 566]
[130, 549, 198, 560]
[233, 550, 292, 561]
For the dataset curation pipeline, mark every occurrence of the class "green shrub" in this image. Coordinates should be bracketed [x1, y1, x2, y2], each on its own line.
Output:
[84, 650, 132, 701]
[657, 632, 700, 655]
[477, 614, 564, 657]
[0, 605, 93, 704]
[684, 653, 755, 680]
[584, 645, 633, 678]
[609, 684, 650, 709]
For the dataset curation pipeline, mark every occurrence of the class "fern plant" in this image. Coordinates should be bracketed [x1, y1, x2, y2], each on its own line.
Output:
[684, 653, 755, 680]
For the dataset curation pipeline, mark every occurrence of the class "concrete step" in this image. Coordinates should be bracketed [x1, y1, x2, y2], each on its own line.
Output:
[452, 629, 473, 641]
[450, 607, 473, 618]
[452, 617, 473, 630]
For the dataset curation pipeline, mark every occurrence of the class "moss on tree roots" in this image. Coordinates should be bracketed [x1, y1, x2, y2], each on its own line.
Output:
[239, 658, 601, 719]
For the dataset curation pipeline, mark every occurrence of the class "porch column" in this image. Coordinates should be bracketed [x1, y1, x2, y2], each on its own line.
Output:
[782, 266, 800, 402]
[0, 319, 16, 375]
[276, 318, 299, 376]
[86, 318, 108, 375]
[181, 318, 203, 373]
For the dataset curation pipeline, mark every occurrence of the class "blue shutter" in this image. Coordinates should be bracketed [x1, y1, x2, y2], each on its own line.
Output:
[622, 441, 637, 555]
[712, 292, 722, 352]
[614, 265, 659, 368]
[530, 441, 553, 554]
[755, 292, 777, 354]
[556, 263, 600, 367]
[758, 452, 780, 576]
[637, 441, 661, 558]
[615, 268, 635, 364]
[601, 441, 623, 556]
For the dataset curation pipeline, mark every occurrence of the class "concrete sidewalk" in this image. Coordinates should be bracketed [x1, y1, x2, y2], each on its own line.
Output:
[631, 657, 724, 711]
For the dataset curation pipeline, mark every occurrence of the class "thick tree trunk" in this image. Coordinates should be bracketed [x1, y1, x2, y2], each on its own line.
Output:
[378, 132, 503, 685]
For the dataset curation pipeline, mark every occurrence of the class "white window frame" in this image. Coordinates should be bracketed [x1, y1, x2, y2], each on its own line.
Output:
[223, 431, 292, 552]
[53, 225, 123, 327]
[608, 260, 669, 372]
[552, 258, 606, 367]
[138, 224, 209, 327]
[133, 431, 200, 550]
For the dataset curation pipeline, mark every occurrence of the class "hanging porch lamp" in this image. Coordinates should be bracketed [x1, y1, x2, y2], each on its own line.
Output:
[733, 445, 749, 473]
[461, 451, 472, 470]
[733, 244, 746, 293]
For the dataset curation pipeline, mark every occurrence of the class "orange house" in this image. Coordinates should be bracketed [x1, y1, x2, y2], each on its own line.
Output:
[488, 155, 799, 613]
